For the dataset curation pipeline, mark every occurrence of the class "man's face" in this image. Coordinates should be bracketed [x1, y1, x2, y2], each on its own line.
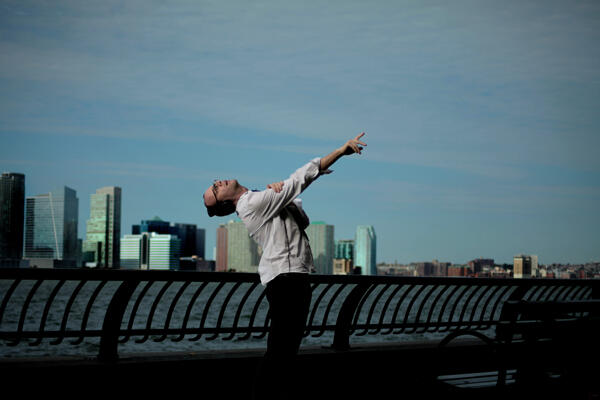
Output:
[203, 179, 239, 207]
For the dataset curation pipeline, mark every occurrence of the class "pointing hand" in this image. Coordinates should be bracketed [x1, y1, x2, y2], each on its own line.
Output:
[341, 132, 367, 156]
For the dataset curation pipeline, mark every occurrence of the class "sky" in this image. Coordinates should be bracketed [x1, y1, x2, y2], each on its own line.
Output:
[1, 1, 599, 265]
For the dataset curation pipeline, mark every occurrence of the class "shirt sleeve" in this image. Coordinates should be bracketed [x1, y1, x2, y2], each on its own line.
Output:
[247, 157, 331, 223]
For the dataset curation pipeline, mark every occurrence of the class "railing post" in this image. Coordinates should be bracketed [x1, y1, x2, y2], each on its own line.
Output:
[332, 283, 370, 351]
[98, 279, 139, 363]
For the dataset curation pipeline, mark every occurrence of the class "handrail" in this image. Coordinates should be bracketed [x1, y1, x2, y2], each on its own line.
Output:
[0, 268, 597, 361]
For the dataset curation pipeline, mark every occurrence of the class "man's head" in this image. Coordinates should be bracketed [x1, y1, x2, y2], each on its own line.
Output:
[203, 179, 242, 217]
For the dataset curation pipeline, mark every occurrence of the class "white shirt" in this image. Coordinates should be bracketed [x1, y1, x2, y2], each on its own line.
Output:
[236, 158, 332, 286]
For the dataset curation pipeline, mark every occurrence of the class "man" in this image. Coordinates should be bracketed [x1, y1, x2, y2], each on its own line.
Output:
[203, 132, 367, 399]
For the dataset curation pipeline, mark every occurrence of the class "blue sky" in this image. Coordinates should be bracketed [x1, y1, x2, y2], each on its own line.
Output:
[1, 1, 599, 265]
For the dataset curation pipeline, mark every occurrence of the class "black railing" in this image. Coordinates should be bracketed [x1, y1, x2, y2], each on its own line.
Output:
[0, 268, 598, 361]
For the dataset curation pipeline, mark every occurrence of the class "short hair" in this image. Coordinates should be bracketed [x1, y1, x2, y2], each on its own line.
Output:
[205, 200, 236, 217]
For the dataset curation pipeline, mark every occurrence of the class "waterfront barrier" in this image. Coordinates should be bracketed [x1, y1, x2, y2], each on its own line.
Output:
[1, 268, 597, 362]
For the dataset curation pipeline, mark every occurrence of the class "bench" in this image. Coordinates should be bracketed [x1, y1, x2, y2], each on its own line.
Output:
[436, 299, 600, 397]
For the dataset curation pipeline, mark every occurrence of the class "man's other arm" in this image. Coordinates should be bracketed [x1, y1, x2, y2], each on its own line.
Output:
[319, 132, 367, 171]
[267, 132, 368, 194]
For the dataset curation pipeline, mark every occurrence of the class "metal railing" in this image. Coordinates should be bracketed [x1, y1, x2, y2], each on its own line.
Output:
[0, 268, 597, 361]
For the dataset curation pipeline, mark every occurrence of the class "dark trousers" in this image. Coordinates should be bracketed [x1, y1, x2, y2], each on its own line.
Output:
[253, 273, 312, 400]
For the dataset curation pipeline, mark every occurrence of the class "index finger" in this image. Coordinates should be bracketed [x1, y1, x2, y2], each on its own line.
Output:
[355, 132, 365, 140]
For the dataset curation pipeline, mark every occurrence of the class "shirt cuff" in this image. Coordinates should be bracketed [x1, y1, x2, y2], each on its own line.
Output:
[313, 157, 333, 176]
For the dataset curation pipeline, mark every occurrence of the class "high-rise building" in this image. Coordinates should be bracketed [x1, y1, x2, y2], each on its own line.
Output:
[216, 224, 228, 272]
[468, 258, 494, 275]
[354, 225, 376, 275]
[121, 234, 147, 270]
[226, 220, 259, 272]
[531, 255, 539, 277]
[82, 187, 121, 268]
[149, 233, 181, 270]
[133, 216, 170, 235]
[335, 239, 354, 260]
[333, 239, 354, 275]
[196, 228, 206, 259]
[170, 223, 198, 257]
[0, 173, 25, 264]
[120, 232, 180, 270]
[514, 254, 537, 278]
[306, 221, 334, 275]
[24, 186, 79, 268]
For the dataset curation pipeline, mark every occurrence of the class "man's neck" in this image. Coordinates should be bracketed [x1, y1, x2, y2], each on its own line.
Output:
[232, 186, 249, 205]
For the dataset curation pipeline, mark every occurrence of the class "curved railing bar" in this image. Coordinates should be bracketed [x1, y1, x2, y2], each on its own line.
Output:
[173, 281, 209, 342]
[154, 281, 191, 343]
[530, 285, 553, 302]
[404, 284, 436, 334]
[311, 283, 346, 338]
[238, 287, 268, 340]
[0, 278, 21, 327]
[71, 280, 107, 345]
[462, 285, 489, 330]
[9, 279, 44, 346]
[549, 285, 570, 301]
[223, 281, 260, 341]
[306, 283, 335, 336]
[562, 285, 588, 318]
[357, 283, 392, 336]
[566, 285, 586, 301]
[119, 280, 154, 344]
[364, 283, 393, 335]
[575, 286, 593, 317]
[539, 284, 559, 301]
[394, 284, 428, 334]
[350, 283, 377, 335]
[190, 281, 226, 341]
[433, 284, 461, 332]
[473, 284, 504, 330]
[579, 286, 592, 300]
[453, 285, 480, 331]
[51, 280, 87, 345]
[437, 285, 469, 333]
[521, 284, 540, 301]
[374, 284, 404, 335]
[31, 279, 66, 346]
[423, 284, 452, 333]
[526, 285, 544, 302]
[484, 285, 514, 330]
[136, 281, 173, 343]
[383, 284, 415, 335]
[542, 284, 564, 301]
[555, 285, 576, 302]
[207, 281, 244, 341]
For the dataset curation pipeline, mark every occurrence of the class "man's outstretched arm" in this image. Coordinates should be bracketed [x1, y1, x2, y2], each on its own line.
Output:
[319, 132, 367, 172]
[267, 132, 367, 193]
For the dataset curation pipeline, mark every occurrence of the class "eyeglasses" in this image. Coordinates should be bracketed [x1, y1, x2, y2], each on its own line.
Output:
[212, 180, 220, 203]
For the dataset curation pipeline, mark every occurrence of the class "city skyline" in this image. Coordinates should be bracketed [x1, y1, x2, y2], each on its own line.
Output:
[2, 171, 598, 267]
[2, 2, 599, 265]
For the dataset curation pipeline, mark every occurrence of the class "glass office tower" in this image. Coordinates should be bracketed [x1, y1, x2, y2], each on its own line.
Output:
[354, 225, 377, 275]
[24, 186, 79, 268]
[226, 220, 259, 273]
[120, 232, 180, 270]
[335, 239, 354, 261]
[306, 221, 334, 275]
[82, 186, 121, 268]
[0, 173, 25, 263]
